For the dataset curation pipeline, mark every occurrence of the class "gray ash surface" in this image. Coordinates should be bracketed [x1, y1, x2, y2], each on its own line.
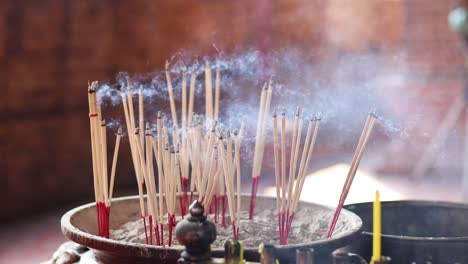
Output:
[110, 207, 347, 248]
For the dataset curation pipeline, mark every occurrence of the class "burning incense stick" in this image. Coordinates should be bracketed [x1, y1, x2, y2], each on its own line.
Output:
[133, 128, 150, 244]
[139, 86, 144, 152]
[88, 83, 102, 235]
[214, 67, 221, 121]
[234, 125, 243, 237]
[249, 81, 273, 219]
[289, 117, 321, 231]
[273, 111, 281, 232]
[167, 146, 179, 246]
[108, 128, 122, 206]
[120, 83, 149, 243]
[216, 127, 243, 239]
[144, 124, 156, 245]
[87, 82, 123, 238]
[179, 71, 190, 217]
[326, 112, 377, 238]
[273, 112, 320, 244]
[205, 61, 213, 122]
[290, 117, 320, 214]
[188, 69, 196, 127]
[218, 135, 230, 225]
[181, 71, 187, 131]
[166, 61, 178, 126]
[156, 112, 166, 245]
[100, 119, 109, 208]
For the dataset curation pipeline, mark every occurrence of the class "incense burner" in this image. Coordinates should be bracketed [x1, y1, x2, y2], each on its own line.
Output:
[345, 200, 468, 264]
[61, 194, 362, 263]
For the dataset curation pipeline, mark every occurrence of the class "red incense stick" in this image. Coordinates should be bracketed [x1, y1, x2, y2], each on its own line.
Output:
[181, 177, 189, 217]
[248, 176, 260, 219]
[142, 215, 149, 244]
[221, 195, 227, 227]
[327, 113, 376, 238]
[214, 195, 219, 223]
[249, 82, 272, 219]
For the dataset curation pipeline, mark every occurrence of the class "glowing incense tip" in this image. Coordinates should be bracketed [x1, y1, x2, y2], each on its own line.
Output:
[295, 107, 300, 116]
[88, 81, 98, 93]
[126, 76, 131, 89]
[315, 112, 322, 121]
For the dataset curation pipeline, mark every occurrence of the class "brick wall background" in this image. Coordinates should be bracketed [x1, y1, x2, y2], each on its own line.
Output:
[1, 0, 465, 221]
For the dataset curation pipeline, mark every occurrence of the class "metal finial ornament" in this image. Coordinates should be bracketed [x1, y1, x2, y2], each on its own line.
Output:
[176, 200, 217, 264]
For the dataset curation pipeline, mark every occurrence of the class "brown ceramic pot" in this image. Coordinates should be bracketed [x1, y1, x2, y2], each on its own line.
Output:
[61, 194, 362, 263]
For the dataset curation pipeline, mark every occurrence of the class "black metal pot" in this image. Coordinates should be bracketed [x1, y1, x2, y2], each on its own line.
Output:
[344, 200, 468, 264]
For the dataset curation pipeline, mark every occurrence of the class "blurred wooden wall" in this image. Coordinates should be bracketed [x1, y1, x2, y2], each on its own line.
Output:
[1, 0, 463, 221]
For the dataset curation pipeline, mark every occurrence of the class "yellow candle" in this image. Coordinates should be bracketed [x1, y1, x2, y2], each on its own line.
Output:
[371, 190, 381, 264]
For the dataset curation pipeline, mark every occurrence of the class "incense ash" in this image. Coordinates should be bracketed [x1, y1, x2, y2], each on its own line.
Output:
[111, 208, 352, 248]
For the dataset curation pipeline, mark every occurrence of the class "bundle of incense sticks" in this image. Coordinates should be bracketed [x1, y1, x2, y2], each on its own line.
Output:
[272, 110, 320, 244]
[113, 61, 270, 245]
[188, 116, 222, 222]
[144, 114, 181, 246]
[249, 81, 273, 219]
[326, 112, 377, 238]
[120, 82, 150, 244]
[164, 62, 222, 217]
[116, 63, 198, 245]
[87, 81, 122, 238]
[121, 86, 244, 245]
[120, 81, 170, 246]
[217, 126, 244, 239]
[120, 86, 182, 246]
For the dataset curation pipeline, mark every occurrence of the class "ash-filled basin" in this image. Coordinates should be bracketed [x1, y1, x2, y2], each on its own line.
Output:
[62, 194, 362, 263]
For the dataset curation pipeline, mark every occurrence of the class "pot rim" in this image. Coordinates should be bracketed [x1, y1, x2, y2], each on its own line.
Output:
[62, 194, 362, 256]
[346, 200, 468, 242]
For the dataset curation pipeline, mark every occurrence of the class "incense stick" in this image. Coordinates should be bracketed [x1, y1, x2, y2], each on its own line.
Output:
[166, 61, 178, 126]
[272, 111, 282, 241]
[290, 118, 320, 214]
[205, 61, 213, 122]
[144, 124, 156, 245]
[108, 127, 122, 206]
[88, 82, 125, 238]
[235, 125, 243, 232]
[273, 112, 320, 244]
[121, 81, 150, 243]
[326, 112, 377, 238]
[249, 82, 273, 219]
[280, 112, 287, 239]
[214, 67, 220, 121]
[181, 71, 187, 131]
[188, 69, 196, 127]
[139, 86, 144, 154]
